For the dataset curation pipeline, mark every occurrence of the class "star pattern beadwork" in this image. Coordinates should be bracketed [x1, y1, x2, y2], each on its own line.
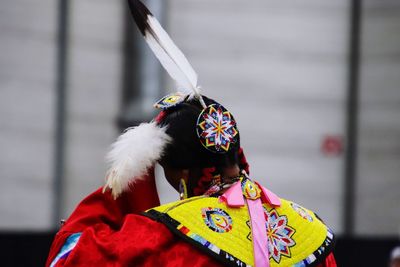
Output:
[264, 208, 296, 263]
[196, 104, 238, 153]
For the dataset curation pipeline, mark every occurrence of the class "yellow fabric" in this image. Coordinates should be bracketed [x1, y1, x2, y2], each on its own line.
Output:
[151, 196, 330, 266]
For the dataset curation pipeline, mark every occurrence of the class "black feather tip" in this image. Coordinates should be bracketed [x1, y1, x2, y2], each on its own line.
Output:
[127, 0, 153, 36]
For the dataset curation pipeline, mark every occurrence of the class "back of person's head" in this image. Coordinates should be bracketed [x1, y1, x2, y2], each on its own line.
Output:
[154, 95, 249, 196]
[157, 96, 240, 172]
[104, 94, 249, 198]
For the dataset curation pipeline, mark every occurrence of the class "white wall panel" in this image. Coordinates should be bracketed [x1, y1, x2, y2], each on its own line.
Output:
[0, 0, 56, 229]
[62, 0, 122, 218]
[356, 0, 400, 236]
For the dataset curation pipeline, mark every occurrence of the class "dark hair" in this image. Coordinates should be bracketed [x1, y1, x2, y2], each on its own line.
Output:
[157, 96, 240, 172]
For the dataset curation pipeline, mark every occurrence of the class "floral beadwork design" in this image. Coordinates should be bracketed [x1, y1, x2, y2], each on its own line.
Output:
[291, 202, 314, 222]
[202, 207, 233, 233]
[196, 104, 238, 153]
[264, 208, 296, 263]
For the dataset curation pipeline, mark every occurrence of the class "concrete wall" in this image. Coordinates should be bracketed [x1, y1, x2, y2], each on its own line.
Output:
[62, 0, 122, 218]
[1, 0, 399, 236]
[0, 0, 56, 229]
[0, 0, 122, 227]
[356, 0, 400, 236]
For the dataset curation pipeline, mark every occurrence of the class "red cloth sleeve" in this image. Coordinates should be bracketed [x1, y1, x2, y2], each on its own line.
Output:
[46, 179, 222, 267]
[58, 169, 160, 233]
[48, 214, 221, 267]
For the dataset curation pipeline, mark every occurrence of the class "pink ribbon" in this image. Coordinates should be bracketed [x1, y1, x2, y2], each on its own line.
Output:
[220, 181, 281, 267]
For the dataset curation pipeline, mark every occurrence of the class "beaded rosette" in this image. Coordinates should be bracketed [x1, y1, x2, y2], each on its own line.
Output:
[196, 104, 238, 153]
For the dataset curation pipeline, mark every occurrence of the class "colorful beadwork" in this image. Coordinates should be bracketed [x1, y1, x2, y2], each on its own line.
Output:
[196, 104, 238, 153]
[154, 92, 186, 109]
[291, 202, 314, 222]
[201, 207, 233, 233]
[241, 179, 261, 200]
[264, 208, 296, 263]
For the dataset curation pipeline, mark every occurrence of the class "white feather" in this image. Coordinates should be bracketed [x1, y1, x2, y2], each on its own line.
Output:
[104, 122, 171, 198]
[145, 15, 204, 102]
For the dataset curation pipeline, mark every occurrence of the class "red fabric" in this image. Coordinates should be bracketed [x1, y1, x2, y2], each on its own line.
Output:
[321, 252, 337, 267]
[47, 182, 337, 267]
[46, 184, 221, 267]
[154, 110, 168, 124]
[59, 170, 159, 234]
[193, 167, 217, 196]
[48, 214, 221, 267]
[123, 168, 161, 213]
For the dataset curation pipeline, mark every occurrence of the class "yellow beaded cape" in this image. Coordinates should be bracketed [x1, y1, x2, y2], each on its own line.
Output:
[144, 196, 334, 267]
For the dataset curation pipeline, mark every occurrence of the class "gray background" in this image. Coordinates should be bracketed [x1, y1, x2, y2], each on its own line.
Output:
[0, 0, 399, 236]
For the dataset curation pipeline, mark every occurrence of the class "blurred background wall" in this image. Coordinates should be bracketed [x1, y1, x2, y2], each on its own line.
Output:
[1, 0, 56, 229]
[0, 0, 399, 265]
[356, 0, 400, 236]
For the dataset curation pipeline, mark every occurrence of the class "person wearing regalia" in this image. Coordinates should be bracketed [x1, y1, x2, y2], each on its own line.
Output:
[47, 1, 337, 266]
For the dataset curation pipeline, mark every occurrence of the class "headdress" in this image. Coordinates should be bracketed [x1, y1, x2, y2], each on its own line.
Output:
[104, 0, 241, 200]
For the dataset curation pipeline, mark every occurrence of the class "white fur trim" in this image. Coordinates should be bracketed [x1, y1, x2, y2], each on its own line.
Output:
[104, 122, 171, 198]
